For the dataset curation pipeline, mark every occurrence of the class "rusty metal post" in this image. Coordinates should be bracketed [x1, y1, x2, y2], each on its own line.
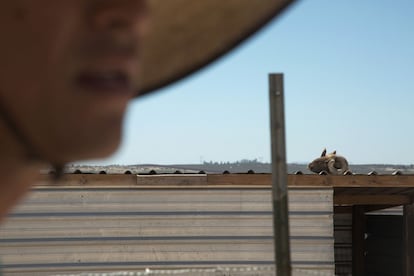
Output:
[269, 73, 291, 276]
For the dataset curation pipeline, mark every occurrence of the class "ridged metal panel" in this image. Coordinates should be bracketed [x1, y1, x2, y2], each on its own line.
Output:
[334, 213, 352, 276]
[0, 187, 334, 275]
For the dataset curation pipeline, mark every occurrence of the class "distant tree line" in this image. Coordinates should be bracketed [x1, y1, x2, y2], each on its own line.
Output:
[203, 159, 265, 166]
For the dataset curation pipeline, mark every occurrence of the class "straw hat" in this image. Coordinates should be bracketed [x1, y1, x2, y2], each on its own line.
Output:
[139, 0, 295, 96]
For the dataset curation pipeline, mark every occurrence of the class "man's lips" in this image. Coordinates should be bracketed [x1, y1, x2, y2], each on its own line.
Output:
[76, 71, 134, 96]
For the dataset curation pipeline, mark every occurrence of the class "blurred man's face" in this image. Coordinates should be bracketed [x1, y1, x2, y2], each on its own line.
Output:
[0, 0, 147, 164]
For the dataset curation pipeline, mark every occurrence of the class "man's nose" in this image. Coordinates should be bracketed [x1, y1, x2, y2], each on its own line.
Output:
[89, 0, 149, 35]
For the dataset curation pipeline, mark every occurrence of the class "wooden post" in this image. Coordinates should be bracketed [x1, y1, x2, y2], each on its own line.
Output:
[403, 204, 414, 276]
[352, 206, 366, 276]
[269, 73, 291, 276]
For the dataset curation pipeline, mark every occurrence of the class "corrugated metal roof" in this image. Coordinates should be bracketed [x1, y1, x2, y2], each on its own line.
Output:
[35, 173, 414, 207]
[47, 169, 414, 176]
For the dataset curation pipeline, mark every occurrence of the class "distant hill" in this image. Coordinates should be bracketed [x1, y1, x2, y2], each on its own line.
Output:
[61, 162, 414, 175]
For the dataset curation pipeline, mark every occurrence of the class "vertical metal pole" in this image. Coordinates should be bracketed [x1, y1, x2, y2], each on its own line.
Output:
[269, 73, 291, 276]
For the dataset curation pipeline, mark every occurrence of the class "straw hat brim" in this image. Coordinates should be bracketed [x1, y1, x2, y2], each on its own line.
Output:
[138, 0, 295, 97]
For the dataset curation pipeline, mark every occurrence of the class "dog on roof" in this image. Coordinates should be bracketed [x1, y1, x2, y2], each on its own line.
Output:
[308, 149, 351, 175]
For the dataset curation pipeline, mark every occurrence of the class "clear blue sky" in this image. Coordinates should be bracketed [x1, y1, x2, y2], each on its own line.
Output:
[86, 0, 414, 166]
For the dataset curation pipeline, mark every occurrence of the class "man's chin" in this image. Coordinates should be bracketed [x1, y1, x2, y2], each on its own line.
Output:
[42, 137, 122, 165]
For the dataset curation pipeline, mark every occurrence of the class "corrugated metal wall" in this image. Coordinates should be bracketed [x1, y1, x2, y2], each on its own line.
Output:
[334, 212, 352, 276]
[0, 186, 334, 275]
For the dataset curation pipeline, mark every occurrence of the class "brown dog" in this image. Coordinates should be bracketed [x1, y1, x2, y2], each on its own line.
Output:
[308, 149, 350, 175]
